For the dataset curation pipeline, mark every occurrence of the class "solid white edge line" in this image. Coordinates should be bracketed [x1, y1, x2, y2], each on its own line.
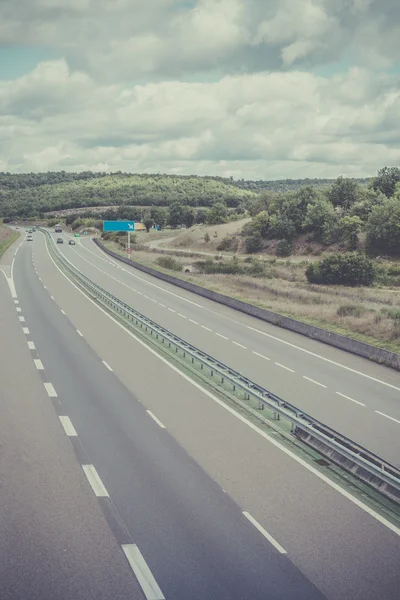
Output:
[82, 465, 109, 497]
[44, 382, 58, 397]
[275, 362, 294, 373]
[375, 411, 400, 425]
[34, 359, 44, 370]
[102, 360, 113, 372]
[253, 351, 270, 361]
[303, 376, 327, 388]
[59, 415, 78, 437]
[336, 392, 365, 407]
[76, 329, 83, 337]
[122, 544, 165, 600]
[247, 325, 400, 392]
[41, 231, 400, 537]
[146, 410, 166, 429]
[233, 341, 247, 349]
[27, 341, 35, 350]
[243, 511, 287, 554]
[22, 327, 30, 334]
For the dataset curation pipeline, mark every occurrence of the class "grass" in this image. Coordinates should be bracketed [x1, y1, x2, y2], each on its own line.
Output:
[102, 239, 400, 354]
[0, 225, 19, 259]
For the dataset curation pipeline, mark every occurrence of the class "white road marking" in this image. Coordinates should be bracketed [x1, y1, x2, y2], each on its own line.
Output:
[61, 309, 66, 315]
[76, 329, 83, 337]
[159, 303, 166, 308]
[39, 277, 42, 281]
[216, 333, 228, 340]
[168, 308, 176, 313]
[247, 325, 400, 392]
[243, 512, 287, 554]
[143, 295, 149, 299]
[122, 544, 165, 600]
[275, 362, 295, 373]
[34, 359, 44, 370]
[14, 299, 19, 304]
[44, 233, 400, 537]
[189, 319, 199, 325]
[336, 392, 365, 407]
[27, 341, 35, 350]
[44, 382, 58, 397]
[59, 416, 78, 437]
[16, 307, 22, 312]
[253, 351, 270, 361]
[50, 295, 55, 300]
[43, 285, 47, 289]
[82, 465, 109, 497]
[233, 341, 247, 349]
[146, 410, 166, 429]
[22, 327, 30, 334]
[375, 411, 400, 425]
[18, 316, 25, 322]
[102, 360, 113, 371]
[303, 376, 327, 388]
[178, 313, 187, 319]
[150, 298, 157, 303]
[201, 325, 212, 332]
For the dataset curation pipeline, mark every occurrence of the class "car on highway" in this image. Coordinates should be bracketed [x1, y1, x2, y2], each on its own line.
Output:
[68, 239, 76, 245]
[56, 237, 64, 244]
[26, 235, 33, 241]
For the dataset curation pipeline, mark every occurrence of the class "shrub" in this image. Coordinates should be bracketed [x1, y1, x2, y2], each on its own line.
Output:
[217, 236, 236, 251]
[245, 233, 263, 253]
[276, 239, 293, 257]
[337, 305, 367, 318]
[306, 252, 376, 286]
[156, 256, 182, 271]
[204, 232, 210, 242]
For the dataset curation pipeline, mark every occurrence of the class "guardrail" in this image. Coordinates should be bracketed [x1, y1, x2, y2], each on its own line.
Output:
[41, 229, 400, 505]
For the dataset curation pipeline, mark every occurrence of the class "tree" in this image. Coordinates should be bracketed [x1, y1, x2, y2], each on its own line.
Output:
[144, 217, 154, 232]
[251, 210, 270, 238]
[168, 202, 184, 228]
[306, 253, 376, 286]
[304, 198, 339, 243]
[328, 176, 360, 210]
[372, 166, 400, 198]
[196, 208, 209, 224]
[150, 207, 167, 229]
[182, 206, 195, 228]
[366, 198, 400, 256]
[207, 202, 228, 225]
[339, 215, 362, 250]
[245, 233, 263, 253]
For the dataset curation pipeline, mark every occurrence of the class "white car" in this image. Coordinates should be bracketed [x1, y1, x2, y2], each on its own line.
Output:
[26, 235, 33, 241]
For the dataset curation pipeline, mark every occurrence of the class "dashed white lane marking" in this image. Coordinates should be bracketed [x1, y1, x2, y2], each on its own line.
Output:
[243, 512, 287, 554]
[27, 341, 35, 350]
[303, 376, 327, 389]
[44, 382, 58, 397]
[102, 360, 113, 372]
[34, 359, 44, 370]
[18, 316, 25, 322]
[253, 351, 270, 361]
[22, 327, 30, 334]
[146, 410, 166, 429]
[201, 325, 212, 332]
[61, 309, 66, 315]
[336, 392, 365, 407]
[189, 319, 199, 325]
[168, 308, 176, 313]
[143, 295, 149, 299]
[14, 299, 19, 304]
[16, 307, 22, 312]
[178, 313, 187, 319]
[150, 298, 157, 303]
[76, 329, 83, 337]
[159, 303, 166, 308]
[82, 465, 109, 497]
[45, 233, 400, 537]
[375, 411, 400, 425]
[50, 295, 55, 300]
[122, 544, 165, 600]
[216, 333, 228, 340]
[233, 341, 247, 349]
[59, 416, 78, 437]
[275, 362, 295, 373]
[39, 277, 42, 281]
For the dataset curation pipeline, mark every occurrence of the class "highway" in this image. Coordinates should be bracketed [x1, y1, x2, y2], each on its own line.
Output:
[1, 229, 398, 599]
[53, 229, 399, 463]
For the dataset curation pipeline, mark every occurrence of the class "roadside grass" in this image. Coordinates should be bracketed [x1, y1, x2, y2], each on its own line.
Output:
[102, 240, 400, 354]
[0, 226, 19, 259]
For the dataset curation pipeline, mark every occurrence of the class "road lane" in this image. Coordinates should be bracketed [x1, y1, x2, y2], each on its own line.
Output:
[52, 231, 400, 462]
[26, 229, 400, 600]
[0, 271, 144, 600]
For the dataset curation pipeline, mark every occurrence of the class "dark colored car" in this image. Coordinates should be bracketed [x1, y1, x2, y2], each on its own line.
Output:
[57, 237, 64, 244]
[68, 239, 76, 245]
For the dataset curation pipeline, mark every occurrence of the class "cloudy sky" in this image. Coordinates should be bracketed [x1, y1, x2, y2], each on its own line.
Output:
[0, 0, 399, 179]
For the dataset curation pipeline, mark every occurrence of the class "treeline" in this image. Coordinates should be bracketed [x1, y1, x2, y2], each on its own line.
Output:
[241, 167, 400, 258]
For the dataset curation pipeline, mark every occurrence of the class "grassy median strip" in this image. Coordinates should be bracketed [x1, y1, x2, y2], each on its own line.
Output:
[0, 226, 19, 259]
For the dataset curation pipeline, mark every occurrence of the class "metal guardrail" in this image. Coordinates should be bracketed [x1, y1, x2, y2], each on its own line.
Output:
[41, 229, 400, 504]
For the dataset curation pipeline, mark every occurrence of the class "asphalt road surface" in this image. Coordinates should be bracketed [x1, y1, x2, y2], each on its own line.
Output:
[53, 229, 400, 463]
[2, 228, 398, 599]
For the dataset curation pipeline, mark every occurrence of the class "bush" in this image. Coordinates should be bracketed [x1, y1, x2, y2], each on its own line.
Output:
[195, 258, 244, 275]
[337, 305, 367, 318]
[276, 239, 293, 257]
[216, 236, 238, 251]
[156, 256, 182, 271]
[306, 252, 376, 286]
[245, 233, 263, 253]
[204, 232, 210, 242]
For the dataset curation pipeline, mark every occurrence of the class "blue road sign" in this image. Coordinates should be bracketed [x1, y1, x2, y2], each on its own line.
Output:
[103, 221, 135, 232]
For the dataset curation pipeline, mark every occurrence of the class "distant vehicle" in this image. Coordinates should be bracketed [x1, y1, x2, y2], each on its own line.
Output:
[68, 239, 76, 245]
[55, 225, 62, 233]
[56, 237, 63, 244]
[26, 235, 33, 241]
[15, 226, 19, 230]
[74, 233, 80, 237]
[28, 229, 33, 233]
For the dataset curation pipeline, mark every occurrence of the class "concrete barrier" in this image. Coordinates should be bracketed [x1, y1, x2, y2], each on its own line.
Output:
[93, 238, 400, 371]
